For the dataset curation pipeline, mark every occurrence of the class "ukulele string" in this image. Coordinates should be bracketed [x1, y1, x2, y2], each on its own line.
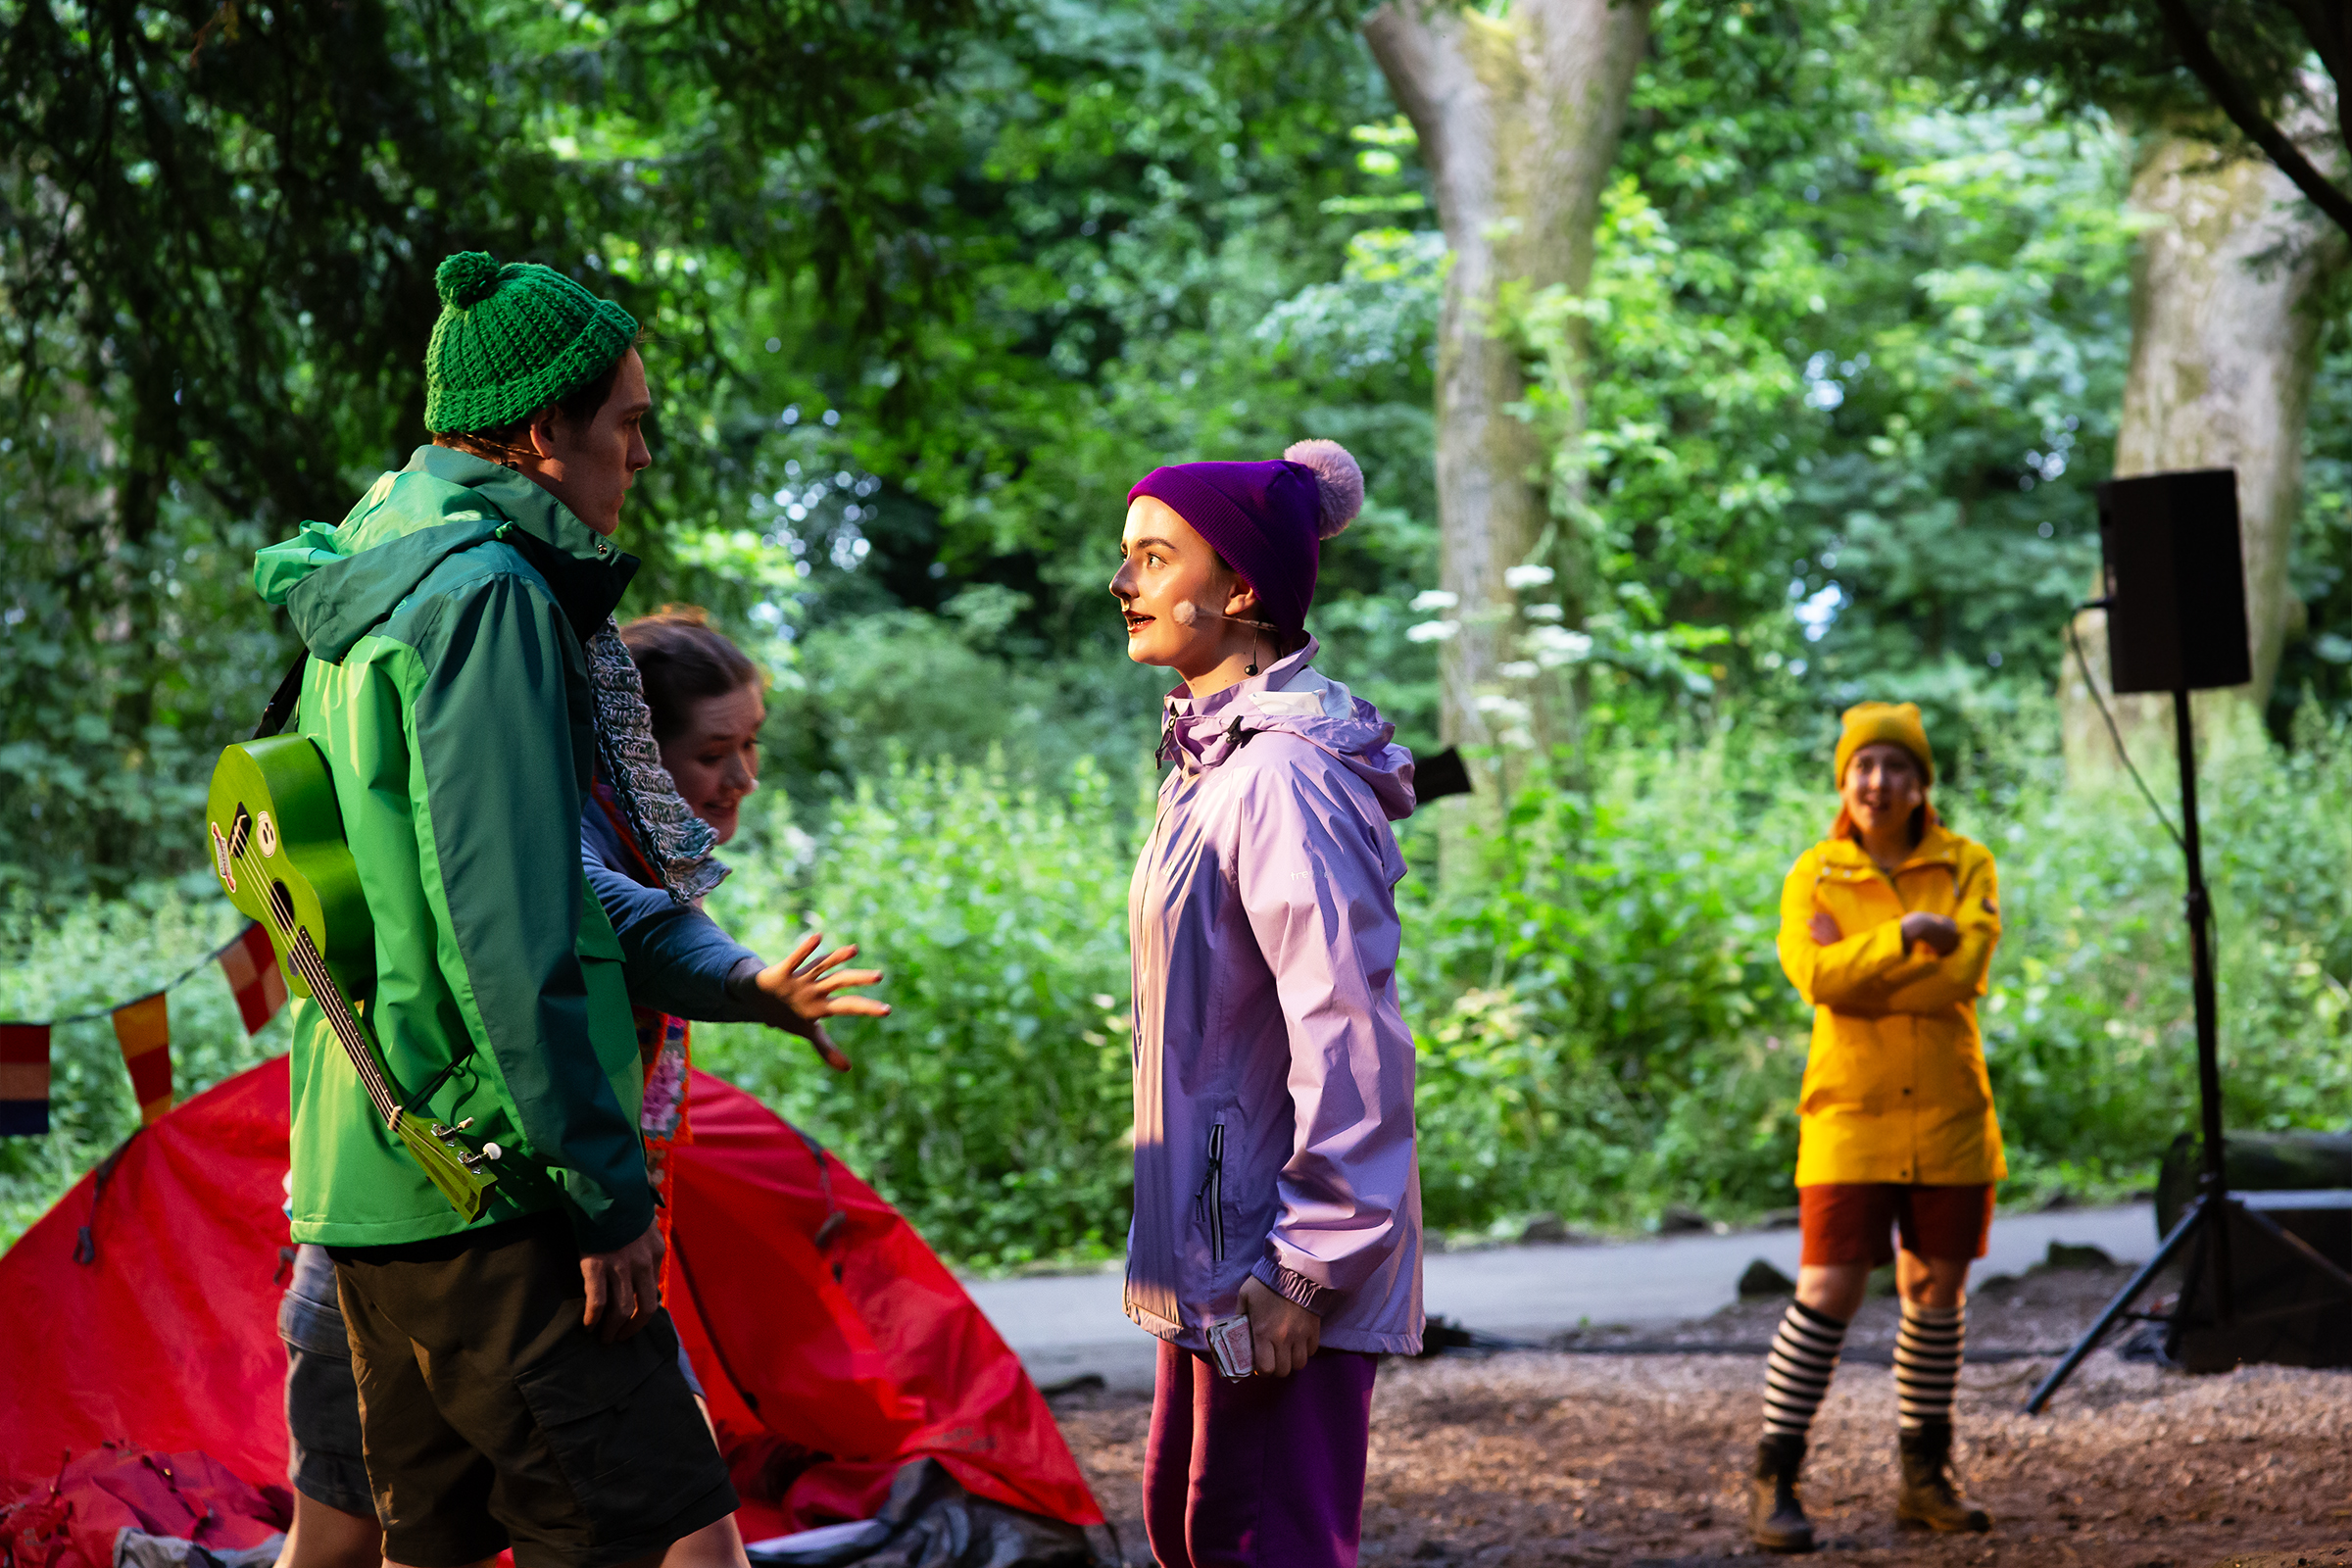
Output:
[243, 889, 394, 1115]
[229, 836, 402, 1123]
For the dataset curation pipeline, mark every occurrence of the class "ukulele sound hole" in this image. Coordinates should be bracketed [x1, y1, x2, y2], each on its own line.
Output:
[228, 806, 252, 859]
[270, 880, 298, 932]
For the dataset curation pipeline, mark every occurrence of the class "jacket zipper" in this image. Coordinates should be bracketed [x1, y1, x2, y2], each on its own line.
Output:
[1195, 1122, 1227, 1262]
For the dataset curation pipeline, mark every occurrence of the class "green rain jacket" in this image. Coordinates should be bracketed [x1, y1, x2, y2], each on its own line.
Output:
[256, 446, 652, 1253]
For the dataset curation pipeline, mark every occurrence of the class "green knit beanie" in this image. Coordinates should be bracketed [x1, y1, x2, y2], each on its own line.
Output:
[423, 252, 639, 434]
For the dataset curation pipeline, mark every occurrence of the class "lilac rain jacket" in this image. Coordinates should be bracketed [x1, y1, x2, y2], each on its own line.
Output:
[1125, 640, 1425, 1356]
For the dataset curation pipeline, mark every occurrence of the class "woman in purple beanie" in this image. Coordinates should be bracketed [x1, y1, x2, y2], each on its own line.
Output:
[1110, 440, 1424, 1568]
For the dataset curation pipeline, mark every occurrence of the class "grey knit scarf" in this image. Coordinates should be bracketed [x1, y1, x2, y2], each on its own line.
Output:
[587, 619, 726, 905]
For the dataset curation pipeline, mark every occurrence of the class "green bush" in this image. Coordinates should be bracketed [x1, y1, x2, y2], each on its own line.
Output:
[1971, 710, 2352, 1194]
[1400, 741, 1820, 1231]
[1405, 715, 2352, 1234]
[9, 715, 2352, 1267]
[694, 755, 1144, 1271]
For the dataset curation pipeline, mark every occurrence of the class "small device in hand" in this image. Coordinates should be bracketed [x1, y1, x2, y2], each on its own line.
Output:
[1205, 1313, 1254, 1379]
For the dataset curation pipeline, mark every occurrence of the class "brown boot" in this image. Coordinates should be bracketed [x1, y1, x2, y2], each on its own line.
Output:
[1895, 1422, 1990, 1533]
[1747, 1434, 1815, 1552]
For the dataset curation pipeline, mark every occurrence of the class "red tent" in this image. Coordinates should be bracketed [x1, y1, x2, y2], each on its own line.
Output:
[0, 1056, 1102, 1553]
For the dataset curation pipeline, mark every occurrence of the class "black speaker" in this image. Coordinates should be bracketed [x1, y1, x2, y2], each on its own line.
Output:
[2169, 1190, 2352, 1373]
[1413, 745, 1472, 803]
[2095, 468, 2252, 694]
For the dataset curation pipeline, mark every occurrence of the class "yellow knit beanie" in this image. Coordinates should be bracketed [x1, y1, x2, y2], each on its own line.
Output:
[1834, 702, 1935, 787]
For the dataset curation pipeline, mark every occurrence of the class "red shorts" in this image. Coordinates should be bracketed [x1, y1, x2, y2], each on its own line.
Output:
[1798, 1183, 1994, 1267]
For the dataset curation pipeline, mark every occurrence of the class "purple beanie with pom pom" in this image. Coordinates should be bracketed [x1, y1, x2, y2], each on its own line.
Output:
[1126, 439, 1365, 634]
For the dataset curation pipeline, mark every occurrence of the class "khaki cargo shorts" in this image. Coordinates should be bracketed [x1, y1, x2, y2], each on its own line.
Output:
[330, 1211, 735, 1568]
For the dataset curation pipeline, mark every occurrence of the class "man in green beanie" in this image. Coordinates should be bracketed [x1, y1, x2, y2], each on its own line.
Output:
[252, 253, 736, 1568]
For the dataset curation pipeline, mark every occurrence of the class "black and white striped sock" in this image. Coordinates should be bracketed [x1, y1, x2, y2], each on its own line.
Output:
[1895, 1300, 1964, 1429]
[1763, 1298, 1849, 1441]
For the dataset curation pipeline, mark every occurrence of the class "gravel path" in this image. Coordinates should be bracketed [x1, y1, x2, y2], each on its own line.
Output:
[1049, 1265, 2352, 1566]
[980, 1207, 2156, 1394]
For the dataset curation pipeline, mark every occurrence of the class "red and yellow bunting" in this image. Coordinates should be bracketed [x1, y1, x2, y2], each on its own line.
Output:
[2, 922, 285, 1139]
[0, 1023, 51, 1136]
[217, 922, 288, 1036]
[110, 995, 174, 1127]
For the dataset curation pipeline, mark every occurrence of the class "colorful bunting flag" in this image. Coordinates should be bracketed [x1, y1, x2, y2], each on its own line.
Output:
[4, 922, 279, 1135]
[111, 995, 173, 1127]
[217, 922, 288, 1035]
[0, 1023, 51, 1136]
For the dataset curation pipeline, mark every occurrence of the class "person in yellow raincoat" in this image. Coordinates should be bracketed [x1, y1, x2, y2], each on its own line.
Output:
[1746, 703, 2004, 1552]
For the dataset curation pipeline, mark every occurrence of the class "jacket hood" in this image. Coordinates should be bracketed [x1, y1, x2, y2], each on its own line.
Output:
[1158, 639, 1416, 821]
[255, 446, 636, 662]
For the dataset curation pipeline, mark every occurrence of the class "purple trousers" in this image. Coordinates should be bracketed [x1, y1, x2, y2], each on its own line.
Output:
[1142, 1338, 1379, 1568]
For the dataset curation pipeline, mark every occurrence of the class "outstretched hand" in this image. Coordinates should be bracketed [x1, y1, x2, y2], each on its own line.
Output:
[732, 932, 888, 1071]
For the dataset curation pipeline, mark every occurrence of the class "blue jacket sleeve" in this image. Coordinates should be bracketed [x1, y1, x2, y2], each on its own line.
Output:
[579, 804, 764, 1022]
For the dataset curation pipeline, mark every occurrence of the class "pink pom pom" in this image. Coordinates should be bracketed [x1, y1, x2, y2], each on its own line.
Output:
[1284, 438, 1364, 540]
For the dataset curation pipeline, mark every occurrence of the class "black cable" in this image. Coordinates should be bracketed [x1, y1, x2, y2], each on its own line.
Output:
[2065, 604, 2184, 852]
[2065, 601, 2219, 950]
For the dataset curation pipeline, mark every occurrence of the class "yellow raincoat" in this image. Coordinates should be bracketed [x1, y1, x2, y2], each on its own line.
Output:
[1776, 822, 2007, 1187]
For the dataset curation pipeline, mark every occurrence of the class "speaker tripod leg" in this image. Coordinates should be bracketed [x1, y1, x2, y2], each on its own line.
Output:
[2025, 1197, 2207, 1414]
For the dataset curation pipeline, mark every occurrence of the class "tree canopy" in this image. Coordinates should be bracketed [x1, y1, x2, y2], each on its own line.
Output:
[3, 0, 2348, 902]
[1942, 0, 2352, 235]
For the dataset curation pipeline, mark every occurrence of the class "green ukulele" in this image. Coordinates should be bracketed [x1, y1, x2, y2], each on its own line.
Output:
[206, 735, 500, 1220]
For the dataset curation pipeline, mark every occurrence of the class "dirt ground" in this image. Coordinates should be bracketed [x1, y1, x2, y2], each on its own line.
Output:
[1049, 1263, 2352, 1566]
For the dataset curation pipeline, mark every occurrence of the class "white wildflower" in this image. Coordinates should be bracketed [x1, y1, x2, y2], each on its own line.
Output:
[1526, 625, 1593, 666]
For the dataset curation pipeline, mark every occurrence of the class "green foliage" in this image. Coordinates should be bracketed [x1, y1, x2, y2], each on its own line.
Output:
[763, 591, 1166, 800]
[1403, 746, 1819, 1228]
[1490, 1, 2136, 743]
[2278, 311, 2352, 729]
[10, 715, 2352, 1264]
[1409, 706, 2352, 1235]
[0, 0, 1422, 887]
[722, 710, 2352, 1256]
[0, 0, 983, 895]
[1977, 710, 2352, 1176]
[691, 757, 1144, 1270]
[1934, 0, 2325, 142]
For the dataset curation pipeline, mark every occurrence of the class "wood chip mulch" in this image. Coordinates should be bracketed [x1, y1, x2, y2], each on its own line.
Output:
[1047, 1264, 2352, 1566]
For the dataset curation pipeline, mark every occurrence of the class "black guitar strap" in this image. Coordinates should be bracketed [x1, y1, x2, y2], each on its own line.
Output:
[254, 651, 309, 740]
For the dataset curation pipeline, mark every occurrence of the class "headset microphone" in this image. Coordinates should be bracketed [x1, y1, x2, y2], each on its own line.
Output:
[1171, 600, 1278, 632]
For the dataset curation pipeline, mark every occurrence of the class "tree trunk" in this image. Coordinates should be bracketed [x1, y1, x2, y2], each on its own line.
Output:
[1363, 0, 1650, 792]
[2064, 125, 2344, 782]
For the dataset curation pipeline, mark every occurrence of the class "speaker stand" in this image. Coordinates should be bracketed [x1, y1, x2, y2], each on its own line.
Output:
[2027, 689, 2352, 1411]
